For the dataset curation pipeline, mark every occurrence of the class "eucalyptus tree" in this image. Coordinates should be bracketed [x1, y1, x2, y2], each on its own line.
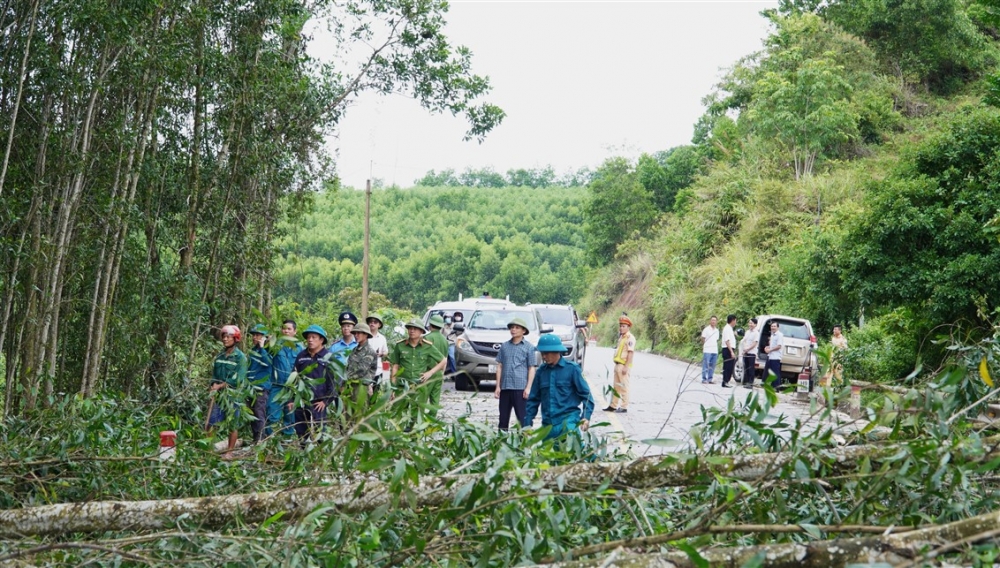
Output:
[0, 0, 502, 416]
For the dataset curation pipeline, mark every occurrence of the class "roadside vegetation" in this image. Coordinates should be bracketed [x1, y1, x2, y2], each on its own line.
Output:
[4, 0, 1000, 565]
[582, 4, 1000, 385]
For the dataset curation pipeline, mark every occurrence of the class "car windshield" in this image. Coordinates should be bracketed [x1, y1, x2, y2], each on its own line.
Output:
[535, 308, 574, 326]
[469, 310, 537, 331]
[776, 320, 811, 340]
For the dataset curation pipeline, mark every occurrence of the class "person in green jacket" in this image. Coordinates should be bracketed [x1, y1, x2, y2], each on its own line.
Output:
[389, 319, 445, 428]
[209, 324, 248, 457]
[423, 314, 451, 416]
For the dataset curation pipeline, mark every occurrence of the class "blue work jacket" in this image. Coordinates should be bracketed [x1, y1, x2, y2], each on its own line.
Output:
[523, 357, 594, 428]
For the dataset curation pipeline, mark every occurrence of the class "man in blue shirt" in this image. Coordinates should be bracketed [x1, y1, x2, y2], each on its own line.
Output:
[523, 334, 595, 440]
[270, 319, 303, 436]
[329, 311, 358, 367]
[494, 317, 537, 431]
[247, 324, 273, 444]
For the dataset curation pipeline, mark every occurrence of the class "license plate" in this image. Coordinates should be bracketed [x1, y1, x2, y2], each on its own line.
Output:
[488, 364, 497, 373]
[787, 346, 801, 355]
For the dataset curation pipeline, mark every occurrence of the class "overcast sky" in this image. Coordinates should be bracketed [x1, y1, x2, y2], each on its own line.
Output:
[329, 1, 778, 189]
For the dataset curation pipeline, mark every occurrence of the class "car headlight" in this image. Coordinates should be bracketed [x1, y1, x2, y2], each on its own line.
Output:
[559, 334, 573, 341]
[456, 337, 474, 352]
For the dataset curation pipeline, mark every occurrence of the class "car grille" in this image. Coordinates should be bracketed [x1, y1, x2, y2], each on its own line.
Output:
[472, 342, 501, 357]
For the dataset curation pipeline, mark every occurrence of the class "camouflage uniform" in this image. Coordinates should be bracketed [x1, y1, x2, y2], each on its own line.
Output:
[344, 329, 380, 426]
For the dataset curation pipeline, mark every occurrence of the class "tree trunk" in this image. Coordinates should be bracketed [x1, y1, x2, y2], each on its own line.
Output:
[0, 0, 41, 198]
[5, 436, 998, 539]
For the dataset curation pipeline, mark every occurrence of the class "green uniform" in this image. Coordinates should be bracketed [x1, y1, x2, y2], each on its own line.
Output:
[389, 337, 443, 382]
[424, 329, 449, 411]
[208, 347, 248, 428]
[389, 337, 445, 426]
[212, 348, 248, 387]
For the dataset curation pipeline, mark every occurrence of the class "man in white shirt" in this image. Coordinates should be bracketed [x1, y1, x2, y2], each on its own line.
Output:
[365, 313, 389, 390]
[721, 315, 737, 388]
[700, 316, 719, 384]
[740, 318, 760, 388]
[763, 321, 784, 389]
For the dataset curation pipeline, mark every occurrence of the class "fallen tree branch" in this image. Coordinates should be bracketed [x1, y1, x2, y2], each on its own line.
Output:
[558, 522, 920, 563]
[538, 509, 1000, 568]
[2, 435, 998, 539]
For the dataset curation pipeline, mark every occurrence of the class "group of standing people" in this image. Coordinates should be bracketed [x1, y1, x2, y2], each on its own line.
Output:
[700, 315, 848, 389]
[207, 311, 442, 455]
[491, 316, 597, 440]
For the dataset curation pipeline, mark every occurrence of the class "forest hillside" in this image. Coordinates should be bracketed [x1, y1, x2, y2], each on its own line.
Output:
[274, 185, 589, 312]
[581, 3, 1000, 384]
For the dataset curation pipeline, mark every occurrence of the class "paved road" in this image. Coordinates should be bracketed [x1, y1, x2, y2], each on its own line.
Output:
[439, 343, 855, 456]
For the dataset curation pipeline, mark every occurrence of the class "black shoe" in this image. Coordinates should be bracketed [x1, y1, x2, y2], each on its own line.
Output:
[721, 383, 732, 388]
[602, 406, 616, 412]
[614, 408, 628, 413]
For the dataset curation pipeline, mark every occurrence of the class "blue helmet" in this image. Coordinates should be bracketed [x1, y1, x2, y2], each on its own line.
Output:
[302, 324, 329, 344]
[536, 334, 567, 353]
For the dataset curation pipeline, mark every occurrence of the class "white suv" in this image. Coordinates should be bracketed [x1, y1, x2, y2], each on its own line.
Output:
[530, 304, 588, 365]
[736, 314, 818, 384]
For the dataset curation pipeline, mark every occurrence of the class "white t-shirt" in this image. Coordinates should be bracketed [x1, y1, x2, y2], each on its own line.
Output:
[368, 332, 389, 370]
[701, 326, 719, 354]
[767, 331, 784, 360]
[721, 324, 736, 352]
[741, 328, 760, 355]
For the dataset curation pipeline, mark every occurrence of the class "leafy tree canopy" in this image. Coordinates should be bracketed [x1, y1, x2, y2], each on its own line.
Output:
[582, 157, 659, 266]
[839, 106, 1000, 323]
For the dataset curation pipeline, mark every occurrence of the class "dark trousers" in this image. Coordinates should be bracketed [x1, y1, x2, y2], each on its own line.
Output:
[294, 402, 330, 440]
[249, 389, 269, 443]
[766, 359, 783, 388]
[742, 355, 756, 385]
[498, 389, 526, 431]
[721, 348, 736, 385]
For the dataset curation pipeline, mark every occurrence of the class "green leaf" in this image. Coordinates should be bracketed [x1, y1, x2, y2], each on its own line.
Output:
[350, 432, 380, 442]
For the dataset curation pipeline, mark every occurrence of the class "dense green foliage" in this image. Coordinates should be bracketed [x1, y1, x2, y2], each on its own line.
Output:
[0, 0, 500, 416]
[582, 0, 1000, 381]
[2, 334, 999, 565]
[274, 186, 589, 311]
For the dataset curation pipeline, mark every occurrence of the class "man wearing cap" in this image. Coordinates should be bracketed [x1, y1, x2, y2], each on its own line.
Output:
[604, 315, 635, 413]
[270, 319, 303, 436]
[365, 313, 389, 389]
[288, 324, 338, 441]
[424, 315, 451, 415]
[523, 334, 595, 440]
[344, 322, 379, 425]
[330, 311, 359, 367]
[247, 324, 273, 444]
[389, 319, 446, 427]
[494, 317, 537, 431]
